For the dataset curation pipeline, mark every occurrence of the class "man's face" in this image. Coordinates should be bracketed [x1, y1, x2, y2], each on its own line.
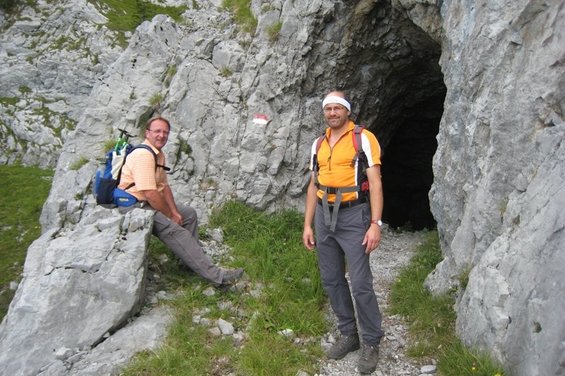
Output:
[323, 103, 350, 129]
[145, 119, 170, 150]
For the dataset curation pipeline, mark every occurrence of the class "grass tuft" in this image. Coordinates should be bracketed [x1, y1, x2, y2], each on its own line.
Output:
[221, 0, 257, 34]
[267, 21, 282, 42]
[90, 0, 187, 33]
[390, 231, 505, 375]
[0, 164, 53, 320]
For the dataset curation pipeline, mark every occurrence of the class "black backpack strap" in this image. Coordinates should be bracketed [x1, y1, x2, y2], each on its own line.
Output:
[351, 124, 364, 166]
[132, 144, 170, 171]
[123, 144, 170, 190]
[352, 124, 370, 195]
[313, 132, 326, 185]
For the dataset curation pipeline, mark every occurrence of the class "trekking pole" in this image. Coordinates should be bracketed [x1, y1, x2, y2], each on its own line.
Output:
[114, 128, 133, 154]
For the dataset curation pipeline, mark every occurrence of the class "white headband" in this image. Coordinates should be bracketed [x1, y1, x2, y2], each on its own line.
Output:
[322, 96, 351, 111]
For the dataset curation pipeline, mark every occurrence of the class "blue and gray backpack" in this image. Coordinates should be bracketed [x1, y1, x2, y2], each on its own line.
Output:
[94, 129, 166, 207]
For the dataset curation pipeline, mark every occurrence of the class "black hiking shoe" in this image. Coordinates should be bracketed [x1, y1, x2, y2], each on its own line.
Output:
[357, 343, 379, 374]
[326, 334, 360, 360]
[220, 268, 244, 285]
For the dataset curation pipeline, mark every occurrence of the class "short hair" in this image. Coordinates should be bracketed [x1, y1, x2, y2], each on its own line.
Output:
[146, 116, 171, 131]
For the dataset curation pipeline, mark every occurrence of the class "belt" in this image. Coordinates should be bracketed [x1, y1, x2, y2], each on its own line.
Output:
[317, 196, 368, 209]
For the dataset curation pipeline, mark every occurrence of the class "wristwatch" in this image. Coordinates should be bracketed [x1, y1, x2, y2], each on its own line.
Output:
[371, 219, 383, 227]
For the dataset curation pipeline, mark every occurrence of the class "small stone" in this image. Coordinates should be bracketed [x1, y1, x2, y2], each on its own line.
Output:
[420, 364, 437, 374]
[218, 318, 234, 335]
[233, 331, 246, 346]
[278, 328, 294, 338]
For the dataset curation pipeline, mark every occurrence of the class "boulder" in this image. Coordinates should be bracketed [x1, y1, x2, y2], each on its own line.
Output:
[0, 207, 161, 376]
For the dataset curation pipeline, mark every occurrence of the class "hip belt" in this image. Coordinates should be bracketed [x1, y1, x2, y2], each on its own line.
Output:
[317, 196, 368, 209]
[317, 185, 368, 232]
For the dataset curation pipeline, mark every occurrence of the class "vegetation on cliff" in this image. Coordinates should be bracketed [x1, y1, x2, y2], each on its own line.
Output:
[0, 165, 53, 320]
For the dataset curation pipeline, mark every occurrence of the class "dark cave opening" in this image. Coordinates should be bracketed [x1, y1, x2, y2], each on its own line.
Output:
[341, 4, 446, 231]
[375, 71, 446, 231]
[380, 94, 443, 230]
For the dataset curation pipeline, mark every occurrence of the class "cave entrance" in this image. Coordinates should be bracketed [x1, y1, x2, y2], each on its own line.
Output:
[380, 93, 444, 230]
[332, 3, 446, 230]
[375, 29, 445, 231]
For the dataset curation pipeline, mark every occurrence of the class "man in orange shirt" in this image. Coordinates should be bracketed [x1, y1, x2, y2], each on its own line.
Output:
[302, 91, 384, 374]
[119, 116, 243, 286]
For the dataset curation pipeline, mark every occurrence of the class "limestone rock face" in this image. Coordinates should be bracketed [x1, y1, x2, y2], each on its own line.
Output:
[0, 0, 563, 375]
[0, 0, 123, 168]
[0, 207, 169, 376]
[426, 1, 565, 375]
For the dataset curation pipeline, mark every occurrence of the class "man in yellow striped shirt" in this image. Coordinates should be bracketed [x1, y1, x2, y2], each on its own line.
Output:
[119, 116, 243, 287]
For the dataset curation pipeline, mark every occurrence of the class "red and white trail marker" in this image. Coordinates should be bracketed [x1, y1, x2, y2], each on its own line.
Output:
[252, 113, 270, 125]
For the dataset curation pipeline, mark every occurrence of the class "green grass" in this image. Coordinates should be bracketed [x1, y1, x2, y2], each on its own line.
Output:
[221, 0, 257, 34]
[0, 166, 507, 375]
[267, 21, 282, 42]
[69, 156, 89, 171]
[122, 201, 326, 375]
[89, 0, 187, 32]
[0, 0, 19, 12]
[0, 164, 53, 320]
[389, 231, 505, 376]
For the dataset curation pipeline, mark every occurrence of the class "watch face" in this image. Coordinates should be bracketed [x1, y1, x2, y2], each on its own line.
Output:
[377, 220, 383, 226]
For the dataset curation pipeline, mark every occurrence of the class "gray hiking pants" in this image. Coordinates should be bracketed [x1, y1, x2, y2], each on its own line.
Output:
[315, 202, 384, 346]
[122, 204, 223, 285]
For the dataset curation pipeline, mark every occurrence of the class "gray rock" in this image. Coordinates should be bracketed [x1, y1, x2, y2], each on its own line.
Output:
[65, 306, 173, 376]
[218, 318, 234, 335]
[420, 364, 437, 374]
[426, 1, 565, 375]
[0, 207, 155, 376]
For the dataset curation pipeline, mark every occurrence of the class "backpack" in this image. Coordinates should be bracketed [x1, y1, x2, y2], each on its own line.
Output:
[94, 129, 166, 207]
[312, 124, 370, 195]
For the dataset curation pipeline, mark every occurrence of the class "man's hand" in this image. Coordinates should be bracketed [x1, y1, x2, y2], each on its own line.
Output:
[170, 210, 182, 225]
[362, 224, 381, 254]
[302, 227, 316, 251]
[144, 185, 183, 225]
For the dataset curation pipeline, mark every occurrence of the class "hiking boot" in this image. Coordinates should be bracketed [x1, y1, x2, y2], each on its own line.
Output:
[221, 268, 244, 285]
[326, 334, 360, 360]
[357, 343, 379, 374]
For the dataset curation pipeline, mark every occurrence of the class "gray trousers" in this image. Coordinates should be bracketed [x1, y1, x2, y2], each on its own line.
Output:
[123, 204, 224, 285]
[315, 202, 384, 346]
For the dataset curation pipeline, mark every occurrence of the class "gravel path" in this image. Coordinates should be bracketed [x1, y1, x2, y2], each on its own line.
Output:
[317, 228, 429, 376]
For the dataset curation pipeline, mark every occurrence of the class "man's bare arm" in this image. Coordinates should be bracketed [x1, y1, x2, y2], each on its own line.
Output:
[302, 174, 318, 250]
[143, 189, 177, 221]
[362, 165, 383, 253]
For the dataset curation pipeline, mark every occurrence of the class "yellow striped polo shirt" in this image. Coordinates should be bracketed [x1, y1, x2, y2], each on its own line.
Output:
[118, 141, 168, 201]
